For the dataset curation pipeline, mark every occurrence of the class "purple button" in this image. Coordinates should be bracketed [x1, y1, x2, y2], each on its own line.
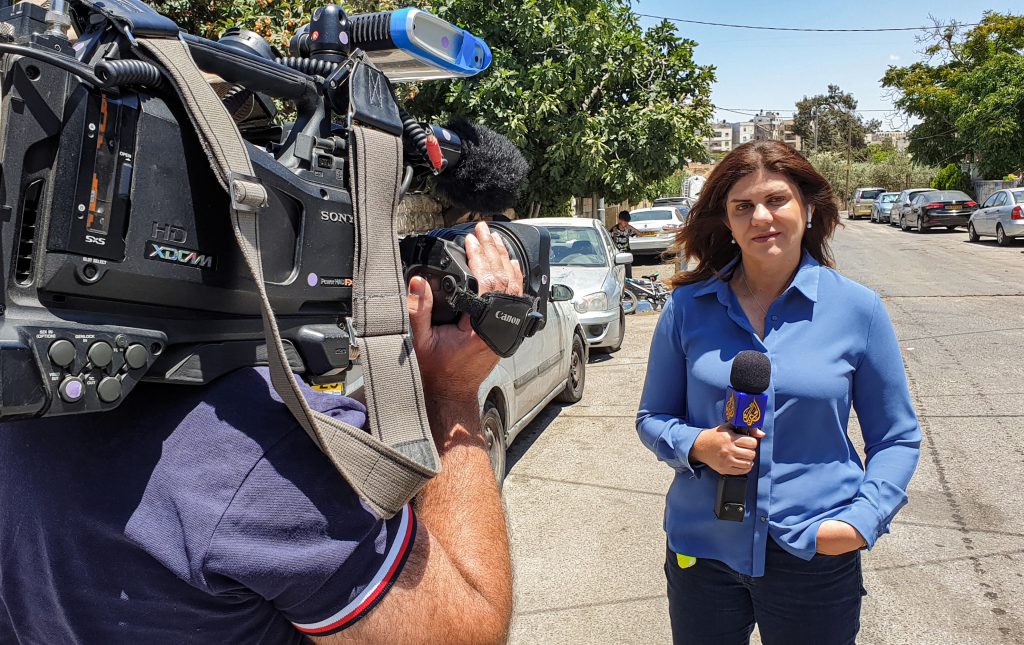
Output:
[442, 36, 450, 49]
[307, 273, 319, 287]
[61, 378, 84, 402]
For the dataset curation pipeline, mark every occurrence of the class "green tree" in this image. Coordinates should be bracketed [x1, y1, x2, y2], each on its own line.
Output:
[151, 0, 716, 216]
[931, 163, 973, 194]
[639, 169, 687, 203]
[407, 0, 714, 215]
[882, 12, 1024, 179]
[792, 85, 880, 153]
[808, 151, 938, 205]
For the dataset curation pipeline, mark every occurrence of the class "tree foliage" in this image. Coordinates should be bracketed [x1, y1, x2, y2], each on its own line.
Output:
[881, 12, 1024, 179]
[792, 85, 880, 153]
[931, 163, 973, 194]
[808, 151, 938, 203]
[151, 0, 716, 216]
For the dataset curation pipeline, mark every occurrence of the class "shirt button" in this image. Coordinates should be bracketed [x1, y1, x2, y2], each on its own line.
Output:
[771, 315, 778, 321]
[760, 516, 767, 523]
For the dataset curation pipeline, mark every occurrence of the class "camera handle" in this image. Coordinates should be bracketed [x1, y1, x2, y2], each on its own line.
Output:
[136, 36, 439, 519]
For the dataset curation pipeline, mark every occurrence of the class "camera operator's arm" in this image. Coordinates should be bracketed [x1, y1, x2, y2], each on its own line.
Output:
[318, 222, 515, 645]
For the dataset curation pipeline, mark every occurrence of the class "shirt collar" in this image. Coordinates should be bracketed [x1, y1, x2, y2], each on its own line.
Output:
[692, 250, 820, 303]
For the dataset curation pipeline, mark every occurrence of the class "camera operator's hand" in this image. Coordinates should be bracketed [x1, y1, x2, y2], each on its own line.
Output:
[407, 221, 524, 407]
[320, 220, 516, 645]
[690, 423, 766, 476]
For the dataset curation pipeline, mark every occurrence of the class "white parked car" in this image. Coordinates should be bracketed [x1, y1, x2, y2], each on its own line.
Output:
[623, 207, 686, 259]
[477, 283, 587, 484]
[341, 284, 586, 487]
[524, 217, 631, 352]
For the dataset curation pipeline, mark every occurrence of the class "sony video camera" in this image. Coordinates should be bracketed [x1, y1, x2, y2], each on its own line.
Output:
[0, 0, 547, 421]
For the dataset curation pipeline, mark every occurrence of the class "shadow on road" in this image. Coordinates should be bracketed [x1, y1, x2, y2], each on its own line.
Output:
[504, 403, 567, 476]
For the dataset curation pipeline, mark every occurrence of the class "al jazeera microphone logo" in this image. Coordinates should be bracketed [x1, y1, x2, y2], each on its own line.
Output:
[725, 388, 767, 432]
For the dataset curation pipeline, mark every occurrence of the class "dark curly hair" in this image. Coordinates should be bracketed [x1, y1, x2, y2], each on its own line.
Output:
[669, 140, 841, 288]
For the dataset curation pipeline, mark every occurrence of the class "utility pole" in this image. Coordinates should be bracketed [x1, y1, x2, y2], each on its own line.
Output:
[845, 121, 853, 206]
[813, 107, 819, 154]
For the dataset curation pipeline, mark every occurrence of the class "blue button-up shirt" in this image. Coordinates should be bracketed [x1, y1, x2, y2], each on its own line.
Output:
[637, 252, 921, 576]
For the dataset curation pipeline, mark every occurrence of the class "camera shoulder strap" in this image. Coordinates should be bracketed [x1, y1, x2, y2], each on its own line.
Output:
[136, 36, 439, 519]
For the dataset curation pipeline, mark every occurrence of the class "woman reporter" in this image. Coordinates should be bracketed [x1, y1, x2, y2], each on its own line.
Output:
[636, 141, 920, 645]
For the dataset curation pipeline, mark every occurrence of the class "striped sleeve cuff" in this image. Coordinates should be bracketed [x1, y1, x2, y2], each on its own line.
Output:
[292, 503, 417, 636]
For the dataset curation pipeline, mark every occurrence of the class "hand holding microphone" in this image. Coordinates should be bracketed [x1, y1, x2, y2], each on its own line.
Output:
[691, 423, 765, 476]
[690, 350, 772, 522]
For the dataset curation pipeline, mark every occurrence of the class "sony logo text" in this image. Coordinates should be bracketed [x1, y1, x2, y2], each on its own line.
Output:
[320, 211, 354, 224]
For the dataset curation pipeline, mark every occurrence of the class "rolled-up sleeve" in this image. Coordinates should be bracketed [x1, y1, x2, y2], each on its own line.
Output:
[636, 296, 706, 477]
[835, 294, 921, 548]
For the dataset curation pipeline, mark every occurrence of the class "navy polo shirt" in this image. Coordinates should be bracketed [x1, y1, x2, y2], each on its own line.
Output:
[0, 368, 415, 643]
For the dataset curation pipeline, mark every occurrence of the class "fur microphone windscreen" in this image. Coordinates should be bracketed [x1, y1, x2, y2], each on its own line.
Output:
[432, 119, 529, 214]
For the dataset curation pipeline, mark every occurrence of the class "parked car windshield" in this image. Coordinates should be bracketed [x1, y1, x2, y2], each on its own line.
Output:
[858, 189, 884, 200]
[880, 194, 899, 203]
[547, 227, 609, 267]
[630, 209, 681, 223]
[924, 191, 972, 202]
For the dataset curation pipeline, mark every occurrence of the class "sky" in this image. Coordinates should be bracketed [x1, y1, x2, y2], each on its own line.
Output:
[631, 0, 1019, 130]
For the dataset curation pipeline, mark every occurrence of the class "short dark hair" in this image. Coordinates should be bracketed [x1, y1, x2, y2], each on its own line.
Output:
[618, 211, 631, 222]
[670, 140, 840, 288]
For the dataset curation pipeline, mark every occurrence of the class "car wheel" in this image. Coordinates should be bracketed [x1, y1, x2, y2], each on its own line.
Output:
[900, 215, 908, 231]
[605, 308, 625, 353]
[621, 289, 638, 315]
[555, 334, 587, 404]
[997, 224, 1011, 247]
[916, 215, 926, 233]
[481, 401, 506, 487]
[968, 223, 980, 242]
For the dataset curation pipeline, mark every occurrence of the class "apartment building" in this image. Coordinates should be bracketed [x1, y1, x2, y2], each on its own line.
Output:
[867, 130, 909, 152]
[707, 123, 734, 153]
[706, 113, 803, 154]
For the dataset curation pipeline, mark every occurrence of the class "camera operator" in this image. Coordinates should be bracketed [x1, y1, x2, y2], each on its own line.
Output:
[0, 222, 515, 644]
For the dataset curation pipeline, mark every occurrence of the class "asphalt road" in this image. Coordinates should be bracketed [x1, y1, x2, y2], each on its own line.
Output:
[503, 218, 1024, 645]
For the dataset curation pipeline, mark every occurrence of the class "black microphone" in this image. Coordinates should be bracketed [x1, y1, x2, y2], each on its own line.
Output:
[715, 350, 771, 522]
[403, 118, 528, 214]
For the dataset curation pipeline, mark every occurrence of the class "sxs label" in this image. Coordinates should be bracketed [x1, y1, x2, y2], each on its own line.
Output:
[84, 235, 106, 246]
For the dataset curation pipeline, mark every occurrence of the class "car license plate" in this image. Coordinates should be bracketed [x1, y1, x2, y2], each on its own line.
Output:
[639, 231, 657, 237]
[947, 205, 961, 210]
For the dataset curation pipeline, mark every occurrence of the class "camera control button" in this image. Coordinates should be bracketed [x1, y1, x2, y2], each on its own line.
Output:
[48, 340, 77, 368]
[58, 376, 86, 403]
[124, 344, 149, 370]
[88, 342, 114, 368]
[97, 377, 122, 403]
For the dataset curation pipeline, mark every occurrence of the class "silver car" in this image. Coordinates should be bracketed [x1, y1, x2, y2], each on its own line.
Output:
[968, 188, 1024, 246]
[525, 217, 630, 352]
[477, 283, 587, 485]
[869, 192, 899, 223]
[345, 285, 586, 487]
[891, 188, 933, 227]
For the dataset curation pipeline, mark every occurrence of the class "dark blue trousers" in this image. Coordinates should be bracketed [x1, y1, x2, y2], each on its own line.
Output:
[665, 539, 864, 645]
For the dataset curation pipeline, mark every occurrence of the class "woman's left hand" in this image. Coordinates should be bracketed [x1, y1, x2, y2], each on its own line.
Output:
[815, 520, 867, 555]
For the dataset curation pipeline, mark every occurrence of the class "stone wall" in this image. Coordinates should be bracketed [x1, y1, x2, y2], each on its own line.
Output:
[397, 194, 444, 235]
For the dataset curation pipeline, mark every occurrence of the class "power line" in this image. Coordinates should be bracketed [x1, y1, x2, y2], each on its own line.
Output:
[637, 13, 981, 33]
[718, 107, 897, 113]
